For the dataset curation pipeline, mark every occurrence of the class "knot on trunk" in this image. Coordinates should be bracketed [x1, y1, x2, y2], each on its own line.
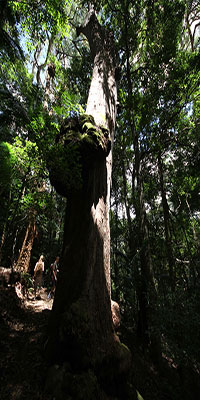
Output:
[47, 114, 111, 197]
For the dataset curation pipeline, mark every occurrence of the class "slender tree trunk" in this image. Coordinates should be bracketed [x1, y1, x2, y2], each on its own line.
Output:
[0, 189, 11, 264]
[158, 152, 175, 291]
[185, 11, 194, 52]
[121, 156, 133, 246]
[0, 170, 30, 266]
[15, 211, 37, 273]
[123, 10, 161, 361]
[0, 229, 6, 265]
[111, 207, 121, 303]
[136, 180, 161, 362]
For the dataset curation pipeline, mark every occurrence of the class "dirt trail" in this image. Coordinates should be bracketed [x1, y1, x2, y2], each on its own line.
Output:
[23, 288, 53, 313]
[0, 287, 53, 400]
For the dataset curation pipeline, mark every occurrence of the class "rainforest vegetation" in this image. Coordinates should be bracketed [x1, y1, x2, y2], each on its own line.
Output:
[0, 1, 200, 399]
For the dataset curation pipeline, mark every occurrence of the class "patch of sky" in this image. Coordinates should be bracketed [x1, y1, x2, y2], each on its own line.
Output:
[183, 102, 193, 118]
[20, 29, 49, 85]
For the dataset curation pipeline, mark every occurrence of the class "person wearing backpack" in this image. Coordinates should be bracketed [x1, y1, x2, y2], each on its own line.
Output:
[48, 256, 59, 299]
[33, 255, 44, 299]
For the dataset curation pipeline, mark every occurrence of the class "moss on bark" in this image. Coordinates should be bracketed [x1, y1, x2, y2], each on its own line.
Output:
[47, 114, 111, 197]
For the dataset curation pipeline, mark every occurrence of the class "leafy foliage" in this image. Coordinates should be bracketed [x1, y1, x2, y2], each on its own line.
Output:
[1, 1, 200, 397]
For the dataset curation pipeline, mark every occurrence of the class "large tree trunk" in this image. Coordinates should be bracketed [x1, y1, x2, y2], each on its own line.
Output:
[45, 9, 132, 399]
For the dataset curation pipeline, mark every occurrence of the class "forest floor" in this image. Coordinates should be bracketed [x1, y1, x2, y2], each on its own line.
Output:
[1, 285, 200, 400]
[0, 286, 53, 400]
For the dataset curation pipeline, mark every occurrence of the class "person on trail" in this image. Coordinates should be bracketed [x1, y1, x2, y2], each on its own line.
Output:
[48, 256, 59, 298]
[33, 255, 44, 299]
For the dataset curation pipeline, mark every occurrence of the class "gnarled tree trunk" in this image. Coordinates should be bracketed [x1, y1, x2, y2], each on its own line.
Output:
[45, 9, 132, 400]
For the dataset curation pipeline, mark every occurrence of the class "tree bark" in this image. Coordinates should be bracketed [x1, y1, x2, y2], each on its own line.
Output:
[15, 210, 37, 273]
[158, 151, 175, 291]
[46, 9, 132, 398]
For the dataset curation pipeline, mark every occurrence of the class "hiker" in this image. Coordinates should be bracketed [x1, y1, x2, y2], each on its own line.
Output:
[33, 255, 44, 299]
[48, 256, 59, 298]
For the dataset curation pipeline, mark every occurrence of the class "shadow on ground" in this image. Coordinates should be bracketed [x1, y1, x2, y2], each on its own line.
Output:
[0, 287, 53, 400]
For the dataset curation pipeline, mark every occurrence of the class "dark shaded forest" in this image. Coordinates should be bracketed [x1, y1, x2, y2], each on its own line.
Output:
[1, 1, 200, 399]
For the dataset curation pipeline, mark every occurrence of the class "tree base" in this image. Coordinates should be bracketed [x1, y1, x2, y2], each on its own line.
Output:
[45, 355, 136, 400]
[45, 298, 134, 399]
